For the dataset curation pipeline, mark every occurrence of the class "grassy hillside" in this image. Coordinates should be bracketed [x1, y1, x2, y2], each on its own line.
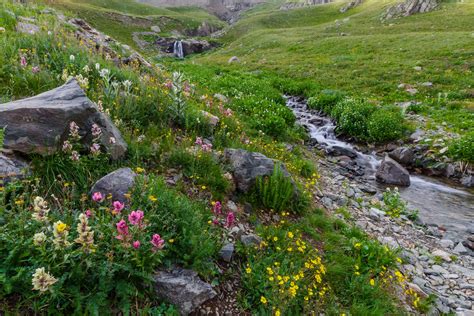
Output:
[47, 0, 225, 49]
[196, 0, 473, 100]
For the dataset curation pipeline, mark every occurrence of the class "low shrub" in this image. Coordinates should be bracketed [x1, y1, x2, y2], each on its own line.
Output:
[337, 99, 375, 140]
[367, 107, 406, 143]
[448, 131, 474, 163]
[307, 89, 345, 113]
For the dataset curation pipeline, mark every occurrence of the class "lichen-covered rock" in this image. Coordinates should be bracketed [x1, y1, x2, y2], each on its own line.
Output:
[90, 168, 137, 203]
[384, 0, 438, 19]
[154, 268, 216, 315]
[376, 156, 411, 186]
[0, 79, 127, 160]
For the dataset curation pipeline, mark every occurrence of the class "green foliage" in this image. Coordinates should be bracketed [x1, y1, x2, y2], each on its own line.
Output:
[165, 147, 230, 199]
[366, 107, 406, 143]
[448, 131, 474, 163]
[300, 211, 403, 315]
[382, 188, 418, 220]
[0, 180, 165, 313]
[131, 176, 220, 274]
[307, 89, 345, 113]
[337, 99, 376, 140]
[240, 224, 328, 315]
[254, 164, 295, 212]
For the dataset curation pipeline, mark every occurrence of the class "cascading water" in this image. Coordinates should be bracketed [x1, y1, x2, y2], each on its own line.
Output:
[286, 96, 474, 242]
[173, 40, 184, 59]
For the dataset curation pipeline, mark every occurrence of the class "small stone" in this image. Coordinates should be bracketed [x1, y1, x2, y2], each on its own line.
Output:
[453, 242, 468, 255]
[440, 239, 455, 249]
[226, 200, 238, 213]
[150, 25, 161, 33]
[240, 234, 262, 247]
[414, 66, 422, 71]
[219, 243, 234, 263]
[406, 88, 418, 95]
[432, 249, 452, 262]
[368, 208, 385, 221]
[421, 82, 433, 87]
[228, 56, 240, 64]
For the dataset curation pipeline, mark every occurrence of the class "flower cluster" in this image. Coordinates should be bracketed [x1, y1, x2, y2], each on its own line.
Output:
[53, 220, 71, 249]
[61, 121, 105, 161]
[74, 213, 95, 252]
[195, 137, 213, 152]
[210, 201, 235, 229]
[32, 267, 58, 293]
[32, 196, 49, 222]
[243, 227, 329, 314]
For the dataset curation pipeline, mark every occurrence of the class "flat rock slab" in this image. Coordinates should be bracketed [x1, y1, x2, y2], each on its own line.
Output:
[90, 168, 136, 203]
[154, 268, 216, 315]
[0, 79, 127, 160]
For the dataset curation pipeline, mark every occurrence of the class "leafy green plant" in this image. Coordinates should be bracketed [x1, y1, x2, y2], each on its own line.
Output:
[307, 89, 345, 113]
[254, 164, 295, 212]
[448, 131, 474, 164]
[367, 107, 406, 143]
[382, 188, 418, 220]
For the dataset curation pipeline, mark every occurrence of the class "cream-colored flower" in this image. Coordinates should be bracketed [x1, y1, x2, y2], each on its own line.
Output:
[32, 267, 57, 292]
[74, 213, 94, 252]
[33, 232, 47, 246]
[32, 197, 49, 222]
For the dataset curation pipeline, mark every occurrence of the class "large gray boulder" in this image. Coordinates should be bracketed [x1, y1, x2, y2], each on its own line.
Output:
[90, 168, 137, 203]
[376, 156, 411, 186]
[384, 0, 438, 19]
[388, 147, 415, 166]
[154, 268, 216, 315]
[0, 79, 127, 160]
[224, 148, 292, 192]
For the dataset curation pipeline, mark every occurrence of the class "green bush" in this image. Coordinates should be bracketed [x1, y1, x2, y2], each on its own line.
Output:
[337, 99, 375, 140]
[448, 131, 474, 163]
[307, 89, 345, 113]
[367, 107, 406, 143]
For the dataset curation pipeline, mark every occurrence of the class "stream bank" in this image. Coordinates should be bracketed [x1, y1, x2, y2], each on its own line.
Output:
[287, 96, 474, 314]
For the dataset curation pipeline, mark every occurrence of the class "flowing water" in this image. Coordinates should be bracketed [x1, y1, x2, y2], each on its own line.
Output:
[286, 96, 474, 242]
[173, 40, 184, 59]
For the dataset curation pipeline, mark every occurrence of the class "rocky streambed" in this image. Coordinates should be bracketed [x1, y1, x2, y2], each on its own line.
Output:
[287, 96, 474, 314]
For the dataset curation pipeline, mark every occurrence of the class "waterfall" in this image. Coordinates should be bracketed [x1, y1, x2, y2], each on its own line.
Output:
[173, 40, 184, 59]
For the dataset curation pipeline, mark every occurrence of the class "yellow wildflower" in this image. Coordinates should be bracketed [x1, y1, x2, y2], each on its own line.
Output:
[260, 296, 267, 304]
[370, 279, 375, 286]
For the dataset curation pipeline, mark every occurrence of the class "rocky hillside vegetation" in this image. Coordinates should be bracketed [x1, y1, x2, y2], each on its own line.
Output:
[0, 0, 473, 315]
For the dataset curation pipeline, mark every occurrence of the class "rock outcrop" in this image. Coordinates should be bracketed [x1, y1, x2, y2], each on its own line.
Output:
[384, 0, 439, 19]
[155, 37, 216, 57]
[224, 148, 292, 192]
[90, 168, 137, 203]
[0, 79, 127, 160]
[69, 18, 151, 68]
[340, 0, 363, 13]
[280, 0, 332, 10]
[154, 268, 216, 315]
[376, 156, 411, 186]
